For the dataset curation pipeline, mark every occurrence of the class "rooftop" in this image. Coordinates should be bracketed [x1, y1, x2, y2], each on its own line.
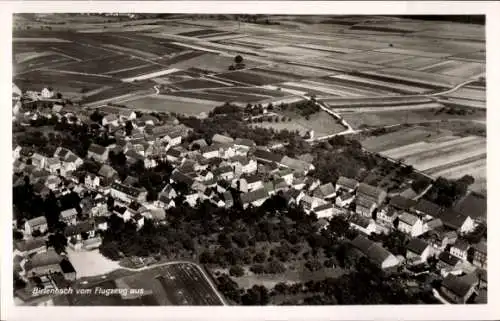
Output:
[406, 238, 429, 255]
[336, 176, 359, 189]
[389, 195, 416, 211]
[88, 143, 107, 156]
[414, 199, 442, 218]
[241, 188, 269, 204]
[454, 192, 486, 221]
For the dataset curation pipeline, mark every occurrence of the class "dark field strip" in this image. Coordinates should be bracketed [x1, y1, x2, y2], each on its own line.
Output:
[15, 55, 76, 74]
[349, 25, 413, 33]
[178, 29, 222, 38]
[349, 71, 449, 90]
[251, 68, 303, 81]
[217, 70, 288, 86]
[153, 51, 205, 65]
[172, 78, 232, 90]
[318, 76, 425, 94]
[215, 86, 287, 97]
[156, 264, 223, 305]
[165, 90, 265, 103]
[82, 82, 152, 104]
[57, 54, 148, 74]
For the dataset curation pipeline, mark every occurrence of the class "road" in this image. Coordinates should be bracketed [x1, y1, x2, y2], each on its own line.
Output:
[84, 260, 228, 306]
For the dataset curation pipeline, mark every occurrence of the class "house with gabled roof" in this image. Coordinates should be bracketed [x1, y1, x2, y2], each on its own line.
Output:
[110, 182, 147, 204]
[223, 191, 234, 208]
[60, 208, 78, 226]
[450, 239, 470, 261]
[398, 212, 424, 237]
[212, 133, 234, 144]
[312, 203, 334, 218]
[253, 148, 282, 164]
[335, 191, 355, 208]
[201, 144, 221, 159]
[472, 241, 487, 269]
[440, 273, 479, 304]
[355, 196, 377, 218]
[102, 114, 119, 127]
[87, 143, 108, 163]
[213, 165, 234, 181]
[335, 176, 359, 193]
[279, 156, 314, 175]
[413, 199, 442, 220]
[350, 216, 377, 235]
[453, 192, 487, 223]
[31, 153, 47, 169]
[241, 188, 269, 209]
[234, 138, 256, 150]
[406, 238, 432, 264]
[313, 183, 336, 200]
[437, 251, 461, 270]
[350, 235, 400, 269]
[14, 238, 47, 258]
[439, 210, 475, 234]
[389, 195, 416, 212]
[24, 216, 48, 236]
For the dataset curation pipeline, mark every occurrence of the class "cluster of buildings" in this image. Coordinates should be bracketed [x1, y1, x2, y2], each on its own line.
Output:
[12, 92, 487, 305]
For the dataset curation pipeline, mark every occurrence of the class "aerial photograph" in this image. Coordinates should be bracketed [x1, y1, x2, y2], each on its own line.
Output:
[12, 13, 486, 306]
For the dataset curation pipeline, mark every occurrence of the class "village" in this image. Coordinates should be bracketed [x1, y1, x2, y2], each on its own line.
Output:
[12, 82, 487, 306]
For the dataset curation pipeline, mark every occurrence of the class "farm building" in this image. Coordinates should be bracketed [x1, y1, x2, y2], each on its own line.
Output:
[440, 273, 479, 304]
[439, 210, 475, 234]
[350, 235, 400, 270]
[406, 238, 432, 264]
[397, 212, 424, 237]
[335, 176, 359, 193]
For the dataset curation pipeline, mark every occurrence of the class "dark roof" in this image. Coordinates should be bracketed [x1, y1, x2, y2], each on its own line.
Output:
[98, 164, 117, 178]
[399, 212, 419, 226]
[212, 133, 234, 144]
[389, 195, 416, 211]
[245, 174, 262, 184]
[15, 238, 46, 252]
[414, 199, 442, 217]
[234, 138, 256, 147]
[473, 241, 487, 254]
[111, 182, 143, 198]
[123, 176, 139, 186]
[351, 235, 395, 267]
[59, 258, 76, 274]
[454, 192, 486, 221]
[170, 170, 195, 186]
[452, 239, 470, 251]
[441, 273, 478, 298]
[438, 251, 460, 266]
[213, 165, 233, 176]
[336, 176, 359, 190]
[439, 210, 469, 230]
[223, 191, 234, 203]
[314, 183, 335, 198]
[166, 148, 181, 158]
[88, 143, 107, 156]
[313, 203, 334, 212]
[357, 183, 385, 201]
[64, 221, 95, 237]
[406, 238, 429, 255]
[253, 149, 282, 163]
[200, 144, 220, 154]
[241, 188, 269, 204]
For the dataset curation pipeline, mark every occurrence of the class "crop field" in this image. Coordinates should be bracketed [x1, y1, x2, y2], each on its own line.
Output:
[14, 53, 77, 73]
[321, 74, 429, 94]
[123, 95, 219, 114]
[290, 57, 383, 73]
[357, 68, 463, 89]
[168, 53, 259, 73]
[170, 78, 233, 90]
[418, 60, 485, 78]
[362, 126, 444, 153]
[254, 63, 335, 78]
[217, 69, 294, 86]
[56, 54, 149, 74]
[341, 108, 486, 129]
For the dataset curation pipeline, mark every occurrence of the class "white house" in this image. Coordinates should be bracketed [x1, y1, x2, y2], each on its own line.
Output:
[406, 238, 432, 264]
[241, 188, 269, 209]
[440, 210, 475, 234]
[312, 203, 334, 218]
[398, 212, 424, 237]
[85, 174, 100, 189]
[201, 145, 220, 159]
[350, 217, 377, 235]
[335, 176, 359, 193]
[60, 208, 78, 225]
[450, 239, 470, 261]
[24, 216, 48, 235]
[41, 87, 54, 99]
[335, 192, 355, 208]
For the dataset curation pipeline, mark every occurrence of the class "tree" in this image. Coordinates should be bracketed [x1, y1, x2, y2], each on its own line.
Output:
[229, 265, 245, 277]
[125, 121, 133, 136]
[13, 230, 24, 240]
[47, 232, 68, 254]
[234, 55, 243, 64]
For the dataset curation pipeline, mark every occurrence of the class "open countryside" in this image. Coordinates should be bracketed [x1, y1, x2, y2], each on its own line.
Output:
[12, 14, 487, 308]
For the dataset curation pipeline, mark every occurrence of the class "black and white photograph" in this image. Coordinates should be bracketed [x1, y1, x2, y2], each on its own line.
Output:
[4, 2, 498, 319]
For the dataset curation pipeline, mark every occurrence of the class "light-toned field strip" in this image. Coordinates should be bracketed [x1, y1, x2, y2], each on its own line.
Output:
[292, 43, 361, 54]
[153, 94, 222, 105]
[262, 45, 332, 57]
[388, 56, 441, 69]
[15, 51, 53, 63]
[330, 102, 444, 113]
[381, 136, 480, 159]
[13, 37, 71, 43]
[444, 87, 485, 101]
[227, 36, 292, 47]
[122, 68, 181, 82]
[430, 158, 486, 180]
[104, 63, 151, 75]
[330, 74, 428, 94]
[338, 51, 417, 65]
[284, 81, 366, 97]
[436, 98, 486, 109]
[440, 63, 486, 78]
[402, 139, 486, 172]
[291, 56, 383, 72]
[423, 153, 486, 175]
[103, 44, 159, 59]
[362, 68, 463, 87]
[123, 96, 218, 115]
[375, 47, 452, 58]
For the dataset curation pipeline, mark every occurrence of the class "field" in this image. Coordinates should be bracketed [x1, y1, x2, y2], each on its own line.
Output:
[341, 108, 486, 129]
[362, 125, 486, 192]
[13, 15, 485, 114]
[68, 262, 225, 306]
[121, 95, 219, 115]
